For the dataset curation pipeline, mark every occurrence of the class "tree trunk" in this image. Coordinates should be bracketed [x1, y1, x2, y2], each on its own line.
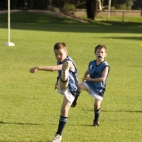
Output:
[86, 0, 98, 20]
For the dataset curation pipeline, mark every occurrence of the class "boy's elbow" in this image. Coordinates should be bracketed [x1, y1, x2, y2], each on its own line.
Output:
[51, 69, 56, 71]
[101, 77, 106, 82]
[52, 67, 58, 71]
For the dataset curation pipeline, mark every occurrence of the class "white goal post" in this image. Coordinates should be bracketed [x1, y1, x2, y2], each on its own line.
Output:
[107, 0, 112, 21]
[4, 0, 15, 46]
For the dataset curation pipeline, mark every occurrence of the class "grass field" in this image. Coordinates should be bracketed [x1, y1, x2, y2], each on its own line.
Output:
[0, 11, 142, 142]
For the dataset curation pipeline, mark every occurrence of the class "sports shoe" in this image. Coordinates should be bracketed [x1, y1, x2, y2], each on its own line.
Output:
[52, 134, 62, 142]
[93, 121, 100, 126]
[61, 61, 69, 81]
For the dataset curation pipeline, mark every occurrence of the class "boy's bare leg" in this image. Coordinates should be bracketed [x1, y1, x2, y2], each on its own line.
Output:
[93, 99, 102, 126]
[53, 96, 71, 141]
[94, 99, 102, 110]
[61, 96, 71, 117]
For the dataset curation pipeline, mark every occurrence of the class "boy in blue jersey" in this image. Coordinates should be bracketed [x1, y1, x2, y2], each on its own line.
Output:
[30, 42, 79, 142]
[77, 44, 110, 126]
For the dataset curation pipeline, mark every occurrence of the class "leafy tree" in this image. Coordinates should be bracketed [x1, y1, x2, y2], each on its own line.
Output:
[103, 0, 134, 9]
[132, 0, 142, 9]
[0, 0, 140, 10]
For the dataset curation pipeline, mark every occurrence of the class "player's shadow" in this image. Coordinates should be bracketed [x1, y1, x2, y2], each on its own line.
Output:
[0, 121, 40, 125]
[83, 109, 142, 113]
[0, 121, 55, 142]
[129, 66, 142, 67]
[0, 141, 51, 142]
[102, 110, 142, 113]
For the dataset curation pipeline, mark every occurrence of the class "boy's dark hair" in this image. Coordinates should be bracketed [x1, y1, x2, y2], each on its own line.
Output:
[94, 44, 107, 53]
[54, 42, 67, 51]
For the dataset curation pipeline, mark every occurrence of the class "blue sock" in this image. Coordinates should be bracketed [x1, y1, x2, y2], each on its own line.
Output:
[94, 108, 101, 121]
[56, 115, 68, 135]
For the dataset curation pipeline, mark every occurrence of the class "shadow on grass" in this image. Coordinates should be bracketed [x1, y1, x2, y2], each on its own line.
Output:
[102, 110, 142, 113]
[83, 109, 142, 113]
[130, 66, 142, 68]
[102, 36, 142, 41]
[0, 12, 142, 34]
[0, 121, 40, 125]
[0, 141, 50, 142]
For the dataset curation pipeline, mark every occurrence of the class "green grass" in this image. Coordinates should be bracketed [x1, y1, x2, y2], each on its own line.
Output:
[81, 15, 142, 23]
[0, 11, 142, 142]
[97, 16, 142, 23]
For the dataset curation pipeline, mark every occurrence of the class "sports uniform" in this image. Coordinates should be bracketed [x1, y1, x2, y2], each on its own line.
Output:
[57, 56, 79, 103]
[83, 60, 109, 100]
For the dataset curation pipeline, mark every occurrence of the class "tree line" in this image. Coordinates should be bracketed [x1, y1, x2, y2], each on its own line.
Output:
[0, 0, 141, 19]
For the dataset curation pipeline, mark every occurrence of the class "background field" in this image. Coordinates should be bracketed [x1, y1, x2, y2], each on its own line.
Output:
[0, 12, 142, 142]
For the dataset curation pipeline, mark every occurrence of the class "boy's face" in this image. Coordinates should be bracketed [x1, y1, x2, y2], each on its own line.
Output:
[95, 47, 107, 59]
[54, 48, 68, 62]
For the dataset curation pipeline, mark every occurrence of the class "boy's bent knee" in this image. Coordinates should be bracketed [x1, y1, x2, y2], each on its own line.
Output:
[77, 85, 82, 91]
[77, 84, 85, 91]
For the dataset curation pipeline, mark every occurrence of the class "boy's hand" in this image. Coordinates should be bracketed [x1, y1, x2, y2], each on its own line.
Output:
[30, 67, 38, 73]
[82, 76, 88, 82]
[54, 82, 58, 90]
[82, 78, 86, 82]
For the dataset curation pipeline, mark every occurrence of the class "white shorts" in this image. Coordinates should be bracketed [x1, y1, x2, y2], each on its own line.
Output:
[83, 82, 103, 100]
[58, 80, 75, 104]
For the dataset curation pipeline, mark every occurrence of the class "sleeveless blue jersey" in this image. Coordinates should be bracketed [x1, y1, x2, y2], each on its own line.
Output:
[86, 60, 109, 96]
[57, 56, 79, 94]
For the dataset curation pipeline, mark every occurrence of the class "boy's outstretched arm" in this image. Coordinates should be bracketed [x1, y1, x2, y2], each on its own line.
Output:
[30, 65, 62, 73]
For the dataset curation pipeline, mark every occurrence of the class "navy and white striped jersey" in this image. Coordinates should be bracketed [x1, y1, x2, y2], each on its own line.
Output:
[57, 56, 79, 94]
